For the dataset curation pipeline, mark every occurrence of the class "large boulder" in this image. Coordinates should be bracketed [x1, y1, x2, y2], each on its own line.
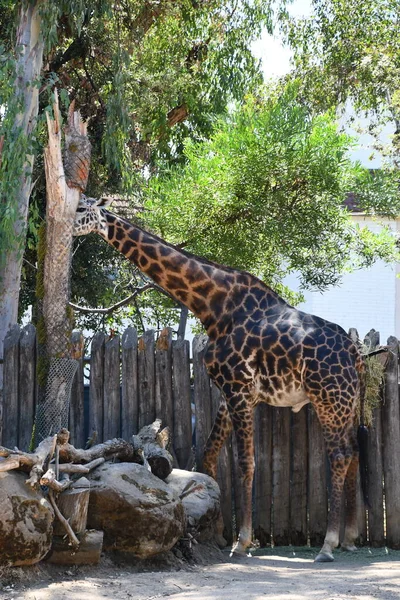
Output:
[166, 470, 221, 542]
[0, 470, 54, 566]
[87, 462, 185, 558]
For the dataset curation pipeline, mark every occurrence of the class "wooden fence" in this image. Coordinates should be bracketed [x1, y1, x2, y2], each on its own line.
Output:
[1, 323, 400, 549]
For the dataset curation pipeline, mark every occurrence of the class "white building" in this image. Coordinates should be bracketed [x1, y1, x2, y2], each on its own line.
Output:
[284, 214, 400, 343]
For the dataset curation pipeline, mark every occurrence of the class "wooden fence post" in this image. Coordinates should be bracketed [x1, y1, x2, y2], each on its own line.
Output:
[172, 337, 192, 469]
[363, 329, 384, 546]
[69, 331, 85, 448]
[290, 407, 308, 546]
[253, 402, 272, 547]
[2, 325, 20, 448]
[308, 406, 328, 547]
[121, 327, 138, 438]
[155, 328, 173, 434]
[103, 335, 121, 440]
[382, 336, 400, 549]
[89, 331, 105, 442]
[272, 407, 291, 545]
[18, 324, 36, 451]
[367, 402, 384, 546]
[138, 330, 155, 429]
[192, 334, 212, 471]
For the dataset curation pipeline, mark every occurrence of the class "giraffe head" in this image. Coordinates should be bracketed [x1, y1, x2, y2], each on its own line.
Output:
[73, 196, 113, 237]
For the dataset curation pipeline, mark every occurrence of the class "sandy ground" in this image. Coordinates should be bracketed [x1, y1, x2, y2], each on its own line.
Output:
[1, 545, 400, 600]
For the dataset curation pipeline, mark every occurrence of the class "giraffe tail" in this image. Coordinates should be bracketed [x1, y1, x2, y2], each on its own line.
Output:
[356, 356, 370, 508]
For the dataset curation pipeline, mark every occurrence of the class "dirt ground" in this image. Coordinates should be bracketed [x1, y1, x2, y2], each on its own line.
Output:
[1, 544, 400, 600]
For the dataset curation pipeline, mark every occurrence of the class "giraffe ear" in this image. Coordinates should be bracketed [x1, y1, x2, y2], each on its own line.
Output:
[96, 197, 113, 208]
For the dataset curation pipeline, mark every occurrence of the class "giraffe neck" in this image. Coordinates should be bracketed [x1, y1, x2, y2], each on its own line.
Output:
[100, 210, 285, 333]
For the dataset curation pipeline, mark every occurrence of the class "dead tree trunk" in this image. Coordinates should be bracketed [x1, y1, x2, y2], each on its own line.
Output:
[43, 92, 90, 357]
[35, 91, 91, 442]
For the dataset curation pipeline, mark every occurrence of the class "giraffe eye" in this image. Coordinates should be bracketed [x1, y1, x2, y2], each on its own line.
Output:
[77, 207, 85, 213]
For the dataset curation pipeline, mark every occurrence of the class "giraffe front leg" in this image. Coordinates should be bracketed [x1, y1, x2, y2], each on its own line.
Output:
[203, 401, 232, 480]
[229, 404, 255, 556]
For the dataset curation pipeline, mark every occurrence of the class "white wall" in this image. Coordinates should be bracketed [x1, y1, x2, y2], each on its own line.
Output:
[284, 216, 400, 343]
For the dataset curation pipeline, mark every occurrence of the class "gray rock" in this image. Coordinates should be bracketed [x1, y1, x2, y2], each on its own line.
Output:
[166, 470, 221, 541]
[87, 462, 185, 558]
[0, 470, 54, 566]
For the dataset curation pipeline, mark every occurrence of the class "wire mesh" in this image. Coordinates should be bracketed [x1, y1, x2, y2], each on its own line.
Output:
[35, 357, 78, 444]
[34, 216, 77, 444]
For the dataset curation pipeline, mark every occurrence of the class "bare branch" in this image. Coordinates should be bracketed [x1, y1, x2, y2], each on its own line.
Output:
[68, 283, 154, 314]
[58, 457, 105, 474]
[40, 468, 72, 492]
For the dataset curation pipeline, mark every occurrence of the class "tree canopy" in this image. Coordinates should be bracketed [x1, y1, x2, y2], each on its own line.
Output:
[145, 85, 400, 301]
[0, 0, 274, 336]
[283, 0, 400, 146]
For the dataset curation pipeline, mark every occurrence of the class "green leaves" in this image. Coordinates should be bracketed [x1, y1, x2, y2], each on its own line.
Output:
[145, 84, 400, 298]
[284, 0, 400, 118]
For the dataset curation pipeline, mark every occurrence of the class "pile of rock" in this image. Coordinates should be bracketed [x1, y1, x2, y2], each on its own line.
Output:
[0, 424, 222, 567]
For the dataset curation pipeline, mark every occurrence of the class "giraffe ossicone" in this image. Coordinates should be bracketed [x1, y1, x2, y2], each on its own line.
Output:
[74, 196, 366, 562]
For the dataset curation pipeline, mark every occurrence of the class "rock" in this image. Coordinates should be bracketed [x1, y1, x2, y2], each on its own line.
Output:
[46, 530, 104, 565]
[87, 462, 185, 558]
[0, 470, 54, 566]
[166, 470, 221, 542]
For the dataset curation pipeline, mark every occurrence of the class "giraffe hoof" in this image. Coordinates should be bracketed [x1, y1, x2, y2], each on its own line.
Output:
[314, 551, 334, 563]
[229, 541, 252, 557]
[341, 544, 357, 552]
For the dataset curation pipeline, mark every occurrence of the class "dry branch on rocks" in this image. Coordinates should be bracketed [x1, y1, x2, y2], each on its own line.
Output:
[0, 420, 173, 486]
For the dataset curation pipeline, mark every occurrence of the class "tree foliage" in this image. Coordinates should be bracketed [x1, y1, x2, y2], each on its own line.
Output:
[283, 0, 400, 134]
[0, 0, 274, 333]
[145, 85, 400, 300]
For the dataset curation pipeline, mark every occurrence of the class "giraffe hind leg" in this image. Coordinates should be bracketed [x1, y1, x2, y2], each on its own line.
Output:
[341, 435, 359, 552]
[315, 434, 357, 562]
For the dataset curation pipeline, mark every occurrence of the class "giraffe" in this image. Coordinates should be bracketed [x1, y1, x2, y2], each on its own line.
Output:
[73, 196, 367, 562]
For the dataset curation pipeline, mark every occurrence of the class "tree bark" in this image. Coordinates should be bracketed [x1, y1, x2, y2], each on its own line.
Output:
[0, 0, 44, 388]
[43, 94, 89, 358]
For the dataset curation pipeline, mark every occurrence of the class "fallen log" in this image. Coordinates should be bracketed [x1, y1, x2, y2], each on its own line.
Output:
[0, 434, 57, 488]
[56, 429, 137, 463]
[132, 419, 173, 480]
[46, 530, 103, 566]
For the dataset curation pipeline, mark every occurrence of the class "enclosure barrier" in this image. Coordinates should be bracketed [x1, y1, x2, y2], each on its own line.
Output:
[1, 324, 400, 549]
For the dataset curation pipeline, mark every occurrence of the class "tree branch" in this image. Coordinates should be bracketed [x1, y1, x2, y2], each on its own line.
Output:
[47, 34, 89, 74]
[68, 283, 154, 314]
[167, 104, 189, 127]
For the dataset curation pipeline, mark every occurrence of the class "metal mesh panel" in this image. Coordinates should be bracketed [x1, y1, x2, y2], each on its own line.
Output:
[64, 131, 91, 192]
[35, 358, 78, 443]
[35, 216, 78, 444]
